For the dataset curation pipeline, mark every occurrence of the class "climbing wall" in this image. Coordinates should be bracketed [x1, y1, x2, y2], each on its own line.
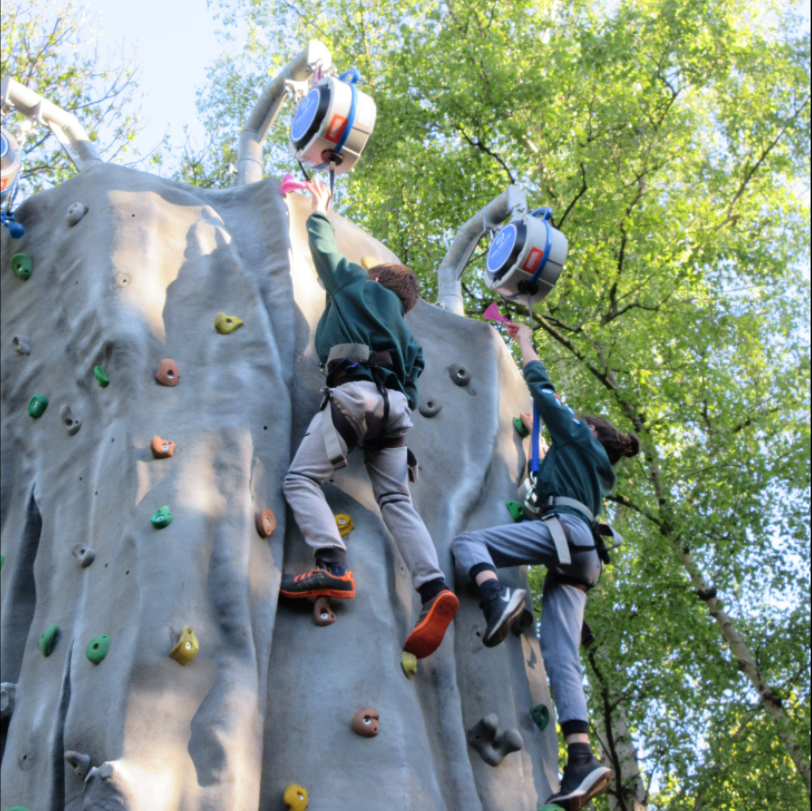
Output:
[0, 163, 560, 811]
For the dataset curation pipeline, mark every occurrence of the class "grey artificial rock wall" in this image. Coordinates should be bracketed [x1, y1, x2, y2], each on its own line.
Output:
[0, 163, 559, 811]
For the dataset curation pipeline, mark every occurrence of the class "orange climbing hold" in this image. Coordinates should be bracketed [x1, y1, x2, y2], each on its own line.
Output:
[155, 359, 180, 387]
[150, 436, 175, 458]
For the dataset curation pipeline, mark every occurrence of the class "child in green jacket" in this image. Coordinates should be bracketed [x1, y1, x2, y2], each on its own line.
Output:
[281, 181, 458, 659]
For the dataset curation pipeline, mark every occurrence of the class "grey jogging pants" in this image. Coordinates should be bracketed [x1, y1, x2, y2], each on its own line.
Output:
[283, 380, 445, 591]
[451, 515, 602, 730]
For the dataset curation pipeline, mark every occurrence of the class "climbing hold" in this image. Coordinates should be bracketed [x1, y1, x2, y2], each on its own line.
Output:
[418, 396, 443, 418]
[351, 707, 380, 738]
[11, 252, 32, 280]
[0, 554, 4, 569]
[283, 783, 309, 811]
[60, 405, 82, 436]
[538, 806, 564, 811]
[28, 394, 49, 418]
[170, 626, 199, 665]
[280, 173, 309, 195]
[448, 364, 472, 387]
[86, 635, 110, 665]
[335, 513, 354, 537]
[530, 703, 551, 732]
[513, 417, 530, 438]
[313, 596, 336, 627]
[360, 255, 378, 270]
[256, 509, 276, 538]
[151, 506, 173, 529]
[0, 682, 16, 719]
[6, 806, 32, 811]
[401, 651, 418, 680]
[39, 624, 60, 657]
[65, 750, 92, 780]
[66, 202, 88, 226]
[12, 335, 31, 355]
[512, 607, 535, 636]
[150, 436, 175, 459]
[214, 311, 244, 334]
[155, 359, 180, 387]
[71, 543, 96, 568]
[466, 714, 524, 766]
[506, 500, 526, 522]
[94, 365, 110, 387]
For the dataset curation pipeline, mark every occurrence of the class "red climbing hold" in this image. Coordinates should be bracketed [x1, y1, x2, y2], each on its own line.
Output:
[256, 509, 276, 538]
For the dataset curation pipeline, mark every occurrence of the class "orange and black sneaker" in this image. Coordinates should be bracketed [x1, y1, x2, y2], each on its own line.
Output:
[404, 589, 459, 659]
[280, 568, 356, 600]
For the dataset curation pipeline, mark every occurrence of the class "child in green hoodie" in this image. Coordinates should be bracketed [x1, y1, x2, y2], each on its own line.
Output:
[281, 181, 458, 660]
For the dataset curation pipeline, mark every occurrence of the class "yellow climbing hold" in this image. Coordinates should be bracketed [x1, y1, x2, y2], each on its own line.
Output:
[335, 514, 354, 537]
[283, 782, 309, 811]
[401, 651, 418, 680]
[170, 626, 199, 665]
[360, 255, 378, 270]
[214, 312, 244, 334]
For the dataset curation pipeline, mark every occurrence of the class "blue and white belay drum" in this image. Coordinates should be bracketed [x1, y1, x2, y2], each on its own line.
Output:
[1, 127, 22, 199]
[484, 208, 568, 305]
[289, 69, 377, 175]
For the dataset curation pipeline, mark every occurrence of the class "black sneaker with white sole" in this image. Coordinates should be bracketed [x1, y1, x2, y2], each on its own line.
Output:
[546, 756, 612, 810]
[481, 586, 527, 648]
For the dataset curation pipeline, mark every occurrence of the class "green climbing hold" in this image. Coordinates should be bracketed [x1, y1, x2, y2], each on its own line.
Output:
[11, 252, 33, 280]
[94, 365, 110, 387]
[150, 505, 173, 529]
[7, 807, 34, 811]
[530, 703, 550, 731]
[1, 554, 5, 569]
[28, 394, 49, 418]
[86, 635, 110, 665]
[39, 624, 60, 657]
[506, 500, 526, 522]
[513, 417, 530, 438]
[538, 805, 564, 810]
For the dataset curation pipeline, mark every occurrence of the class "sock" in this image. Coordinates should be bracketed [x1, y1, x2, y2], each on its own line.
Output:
[478, 579, 504, 602]
[567, 742, 592, 766]
[418, 578, 446, 604]
[317, 560, 347, 577]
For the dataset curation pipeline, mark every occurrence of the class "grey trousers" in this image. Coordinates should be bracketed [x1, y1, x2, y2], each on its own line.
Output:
[283, 381, 445, 590]
[451, 515, 601, 728]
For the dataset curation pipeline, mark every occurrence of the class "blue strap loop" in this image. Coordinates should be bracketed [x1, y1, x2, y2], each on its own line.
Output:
[531, 402, 541, 476]
[334, 77, 358, 156]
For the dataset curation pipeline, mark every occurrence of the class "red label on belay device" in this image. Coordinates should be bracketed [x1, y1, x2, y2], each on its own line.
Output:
[522, 247, 544, 274]
[325, 114, 348, 143]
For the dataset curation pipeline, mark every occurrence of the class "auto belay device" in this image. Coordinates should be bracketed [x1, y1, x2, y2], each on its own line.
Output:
[289, 67, 376, 176]
[484, 207, 567, 305]
[1, 127, 25, 238]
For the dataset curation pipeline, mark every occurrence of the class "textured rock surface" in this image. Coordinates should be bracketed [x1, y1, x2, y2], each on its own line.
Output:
[0, 163, 559, 810]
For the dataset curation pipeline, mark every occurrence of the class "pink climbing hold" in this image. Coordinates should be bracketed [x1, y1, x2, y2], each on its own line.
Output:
[483, 302, 514, 325]
[281, 173, 309, 196]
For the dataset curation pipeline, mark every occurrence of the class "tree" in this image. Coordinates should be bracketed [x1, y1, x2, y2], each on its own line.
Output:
[1, 0, 142, 195]
[198, 1, 811, 807]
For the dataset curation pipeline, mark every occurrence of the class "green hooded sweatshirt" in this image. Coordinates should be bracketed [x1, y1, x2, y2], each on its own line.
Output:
[308, 213, 424, 409]
[524, 360, 616, 525]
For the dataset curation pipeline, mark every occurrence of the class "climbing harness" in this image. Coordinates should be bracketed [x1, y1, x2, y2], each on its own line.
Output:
[484, 206, 567, 306]
[289, 67, 377, 176]
[319, 343, 418, 481]
[1, 127, 25, 238]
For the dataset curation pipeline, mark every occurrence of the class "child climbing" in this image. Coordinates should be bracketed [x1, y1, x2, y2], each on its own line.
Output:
[451, 322, 640, 811]
[280, 180, 458, 659]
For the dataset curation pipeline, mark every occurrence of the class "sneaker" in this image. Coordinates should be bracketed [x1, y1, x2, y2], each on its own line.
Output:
[279, 568, 355, 600]
[404, 590, 459, 659]
[481, 587, 526, 648]
[546, 756, 612, 810]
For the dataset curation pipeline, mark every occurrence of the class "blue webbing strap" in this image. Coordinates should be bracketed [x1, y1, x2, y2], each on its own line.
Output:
[531, 402, 541, 477]
[530, 218, 554, 284]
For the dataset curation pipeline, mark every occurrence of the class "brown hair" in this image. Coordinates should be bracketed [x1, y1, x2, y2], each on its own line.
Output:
[579, 414, 641, 466]
[368, 263, 421, 313]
